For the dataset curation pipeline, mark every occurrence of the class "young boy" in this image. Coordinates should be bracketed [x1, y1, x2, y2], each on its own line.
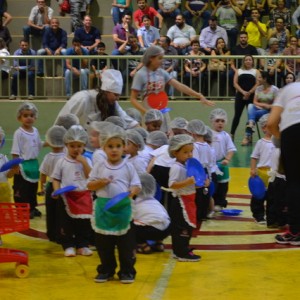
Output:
[11, 102, 43, 219]
[209, 108, 237, 211]
[250, 114, 275, 224]
[144, 109, 163, 132]
[87, 125, 141, 284]
[51, 125, 93, 257]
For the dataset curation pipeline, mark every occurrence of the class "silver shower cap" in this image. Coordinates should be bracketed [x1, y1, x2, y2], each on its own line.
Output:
[125, 108, 142, 124]
[55, 113, 79, 130]
[46, 125, 67, 148]
[100, 124, 126, 147]
[138, 173, 156, 198]
[209, 108, 228, 123]
[146, 131, 168, 147]
[204, 126, 213, 143]
[168, 134, 194, 158]
[132, 127, 149, 141]
[17, 101, 38, 118]
[126, 129, 145, 150]
[105, 116, 126, 129]
[258, 113, 269, 128]
[170, 117, 188, 130]
[142, 45, 165, 66]
[187, 119, 207, 135]
[89, 121, 112, 133]
[144, 109, 163, 123]
[63, 125, 88, 144]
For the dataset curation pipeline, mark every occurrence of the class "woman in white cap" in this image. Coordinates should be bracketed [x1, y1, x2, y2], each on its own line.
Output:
[55, 69, 138, 151]
[130, 45, 214, 115]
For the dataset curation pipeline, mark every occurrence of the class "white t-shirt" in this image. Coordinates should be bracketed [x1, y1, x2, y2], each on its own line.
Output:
[92, 148, 107, 166]
[211, 130, 237, 161]
[128, 154, 148, 174]
[272, 82, 300, 132]
[39, 152, 65, 182]
[51, 156, 89, 191]
[151, 144, 176, 167]
[11, 127, 42, 159]
[251, 138, 275, 168]
[193, 141, 212, 169]
[0, 154, 9, 183]
[88, 159, 141, 198]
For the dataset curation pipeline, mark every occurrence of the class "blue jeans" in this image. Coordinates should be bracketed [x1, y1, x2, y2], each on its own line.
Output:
[23, 25, 48, 41]
[247, 104, 269, 124]
[64, 68, 89, 96]
[11, 70, 35, 95]
[37, 48, 67, 74]
[183, 10, 210, 29]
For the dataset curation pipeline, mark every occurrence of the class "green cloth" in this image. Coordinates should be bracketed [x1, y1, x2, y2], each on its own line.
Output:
[93, 196, 132, 235]
[20, 159, 40, 183]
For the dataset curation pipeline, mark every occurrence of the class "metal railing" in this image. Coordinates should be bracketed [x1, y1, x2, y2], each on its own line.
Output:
[0, 55, 296, 100]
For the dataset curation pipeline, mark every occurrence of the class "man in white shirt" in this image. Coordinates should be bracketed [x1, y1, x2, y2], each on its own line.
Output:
[167, 14, 196, 55]
[199, 15, 228, 55]
[23, 0, 53, 42]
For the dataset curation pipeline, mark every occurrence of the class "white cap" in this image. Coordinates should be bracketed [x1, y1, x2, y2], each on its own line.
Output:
[101, 69, 123, 95]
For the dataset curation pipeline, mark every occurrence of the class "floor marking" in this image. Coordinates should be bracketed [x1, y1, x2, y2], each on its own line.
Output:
[150, 254, 176, 300]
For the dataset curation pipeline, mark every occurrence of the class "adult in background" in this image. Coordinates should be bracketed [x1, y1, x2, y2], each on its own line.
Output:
[37, 18, 67, 76]
[183, 0, 210, 29]
[230, 55, 259, 141]
[23, 0, 53, 42]
[55, 69, 139, 151]
[112, 0, 133, 25]
[267, 81, 300, 245]
[166, 14, 196, 55]
[282, 36, 300, 76]
[157, 0, 181, 27]
[199, 15, 228, 55]
[0, 37, 9, 80]
[74, 15, 101, 54]
[0, 16, 11, 50]
[137, 14, 160, 49]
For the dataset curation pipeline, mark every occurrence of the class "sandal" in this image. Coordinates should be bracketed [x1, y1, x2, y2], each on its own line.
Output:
[137, 243, 152, 254]
[151, 242, 164, 252]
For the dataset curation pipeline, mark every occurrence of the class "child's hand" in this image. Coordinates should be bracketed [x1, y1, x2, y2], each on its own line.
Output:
[75, 154, 86, 164]
[129, 186, 141, 198]
[204, 177, 210, 188]
[187, 176, 196, 185]
[250, 169, 256, 177]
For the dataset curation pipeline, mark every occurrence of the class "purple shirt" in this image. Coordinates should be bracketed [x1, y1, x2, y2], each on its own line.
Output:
[112, 23, 136, 49]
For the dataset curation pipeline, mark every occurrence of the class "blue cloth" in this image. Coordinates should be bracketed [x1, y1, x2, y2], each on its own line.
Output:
[42, 27, 68, 51]
[64, 46, 89, 69]
[74, 26, 101, 47]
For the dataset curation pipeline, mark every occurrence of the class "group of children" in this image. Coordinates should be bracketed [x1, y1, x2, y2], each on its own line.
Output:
[0, 98, 288, 283]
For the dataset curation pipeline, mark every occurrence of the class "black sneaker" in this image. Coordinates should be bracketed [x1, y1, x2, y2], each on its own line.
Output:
[34, 208, 42, 217]
[177, 251, 201, 262]
[275, 232, 300, 245]
[94, 273, 114, 283]
[119, 273, 135, 284]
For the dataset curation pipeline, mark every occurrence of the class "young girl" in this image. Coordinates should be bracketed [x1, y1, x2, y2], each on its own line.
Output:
[39, 125, 66, 242]
[168, 134, 201, 262]
[209, 109, 237, 211]
[144, 109, 163, 133]
[87, 126, 141, 284]
[11, 102, 43, 219]
[125, 129, 147, 174]
[51, 126, 93, 257]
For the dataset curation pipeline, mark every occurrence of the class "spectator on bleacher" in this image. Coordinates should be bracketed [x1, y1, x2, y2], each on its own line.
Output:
[183, 0, 211, 29]
[70, 0, 85, 31]
[157, 0, 181, 27]
[64, 37, 89, 99]
[183, 40, 206, 91]
[166, 14, 196, 55]
[241, 8, 267, 54]
[0, 0, 12, 26]
[269, 0, 291, 30]
[234, 0, 251, 19]
[292, 3, 300, 39]
[282, 35, 300, 76]
[9, 39, 36, 100]
[74, 15, 101, 54]
[259, 37, 283, 87]
[211, 0, 242, 50]
[267, 17, 290, 53]
[37, 18, 67, 76]
[137, 14, 160, 49]
[159, 35, 178, 99]
[0, 37, 9, 80]
[112, 0, 133, 25]
[118, 34, 144, 91]
[0, 16, 11, 50]
[90, 42, 108, 89]
[133, 0, 163, 29]
[23, 0, 53, 42]
[199, 15, 228, 55]
[251, 0, 267, 17]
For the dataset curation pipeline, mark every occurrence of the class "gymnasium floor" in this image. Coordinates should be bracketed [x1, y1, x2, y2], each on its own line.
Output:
[0, 101, 299, 299]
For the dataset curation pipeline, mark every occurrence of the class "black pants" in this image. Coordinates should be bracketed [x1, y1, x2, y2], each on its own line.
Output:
[95, 225, 136, 277]
[281, 124, 300, 234]
[169, 195, 193, 257]
[230, 94, 253, 136]
[266, 177, 288, 226]
[133, 224, 171, 244]
[213, 181, 228, 208]
[57, 199, 91, 249]
[195, 187, 210, 221]
[13, 174, 38, 211]
[250, 192, 267, 221]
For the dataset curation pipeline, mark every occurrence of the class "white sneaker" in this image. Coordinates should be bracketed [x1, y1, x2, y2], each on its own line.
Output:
[77, 247, 93, 256]
[9, 94, 16, 100]
[214, 205, 222, 212]
[64, 247, 76, 257]
[207, 211, 215, 219]
[28, 95, 34, 100]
